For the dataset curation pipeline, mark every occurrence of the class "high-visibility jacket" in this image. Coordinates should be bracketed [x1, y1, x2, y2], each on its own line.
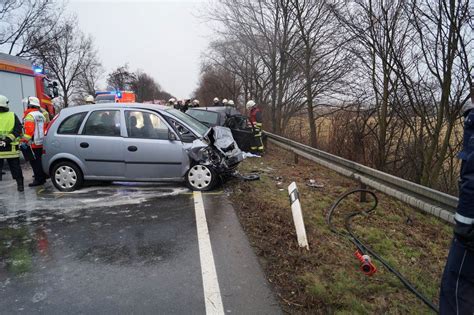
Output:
[22, 108, 46, 148]
[249, 107, 263, 130]
[249, 107, 264, 152]
[0, 111, 22, 159]
[40, 107, 51, 125]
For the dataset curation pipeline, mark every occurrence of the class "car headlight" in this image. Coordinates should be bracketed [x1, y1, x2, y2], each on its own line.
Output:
[199, 147, 210, 160]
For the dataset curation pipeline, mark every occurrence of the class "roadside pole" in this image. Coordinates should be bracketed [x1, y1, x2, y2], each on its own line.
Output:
[288, 182, 309, 250]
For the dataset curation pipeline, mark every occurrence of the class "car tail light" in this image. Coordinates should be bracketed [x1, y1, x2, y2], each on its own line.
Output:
[45, 113, 59, 136]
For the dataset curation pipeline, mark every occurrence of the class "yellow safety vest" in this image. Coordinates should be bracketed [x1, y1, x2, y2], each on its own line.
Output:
[0, 111, 20, 158]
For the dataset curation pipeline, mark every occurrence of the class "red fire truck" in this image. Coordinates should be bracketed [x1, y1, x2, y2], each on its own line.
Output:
[0, 52, 58, 119]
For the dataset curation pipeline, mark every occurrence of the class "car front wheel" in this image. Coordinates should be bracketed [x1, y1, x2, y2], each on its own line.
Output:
[52, 161, 84, 192]
[186, 164, 216, 191]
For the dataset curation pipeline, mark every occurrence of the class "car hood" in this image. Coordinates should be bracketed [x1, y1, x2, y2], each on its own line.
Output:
[205, 126, 240, 154]
[187, 126, 243, 166]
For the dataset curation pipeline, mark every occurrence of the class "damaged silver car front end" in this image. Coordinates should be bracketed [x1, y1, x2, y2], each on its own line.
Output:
[187, 126, 244, 174]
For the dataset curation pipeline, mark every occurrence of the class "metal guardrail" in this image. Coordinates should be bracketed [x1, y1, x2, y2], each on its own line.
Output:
[265, 132, 458, 223]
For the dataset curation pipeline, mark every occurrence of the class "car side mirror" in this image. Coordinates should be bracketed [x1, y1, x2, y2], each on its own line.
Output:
[168, 131, 177, 141]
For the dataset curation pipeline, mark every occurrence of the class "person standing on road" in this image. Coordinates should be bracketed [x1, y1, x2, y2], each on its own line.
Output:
[246, 100, 264, 153]
[213, 97, 221, 106]
[168, 98, 176, 107]
[0, 95, 24, 191]
[439, 89, 474, 314]
[183, 99, 190, 112]
[21, 96, 48, 187]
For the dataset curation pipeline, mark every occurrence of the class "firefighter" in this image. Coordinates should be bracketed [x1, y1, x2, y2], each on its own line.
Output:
[168, 98, 176, 107]
[246, 100, 264, 153]
[21, 96, 47, 187]
[0, 95, 24, 191]
[213, 97, 221, 106]
[439, 90, 474, 314]
[175, 99, 184, 111]
[192, 99, 200, 107]
[40, 106, 51, 125]
[85, 95, 95, 104]
[183, 99, 190, 112]
[222, 98, 228, 106]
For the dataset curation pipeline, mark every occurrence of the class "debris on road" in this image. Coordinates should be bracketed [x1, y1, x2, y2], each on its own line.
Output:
[306, 179, 324, 188]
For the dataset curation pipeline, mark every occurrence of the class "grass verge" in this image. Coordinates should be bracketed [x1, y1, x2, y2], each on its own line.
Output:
[227, 143, 452, 314]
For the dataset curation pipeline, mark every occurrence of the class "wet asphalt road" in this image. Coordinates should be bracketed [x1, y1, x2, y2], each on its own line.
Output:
[0, 168, 280, 314]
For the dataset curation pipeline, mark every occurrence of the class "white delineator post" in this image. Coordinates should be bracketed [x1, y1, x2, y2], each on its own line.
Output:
[288, 182, 309, 250]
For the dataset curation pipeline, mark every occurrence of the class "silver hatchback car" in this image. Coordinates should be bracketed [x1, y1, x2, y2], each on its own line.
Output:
[42, 103, 243, 192]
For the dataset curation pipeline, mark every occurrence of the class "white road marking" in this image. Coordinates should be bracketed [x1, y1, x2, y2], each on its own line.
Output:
[193, 191, 225, 315]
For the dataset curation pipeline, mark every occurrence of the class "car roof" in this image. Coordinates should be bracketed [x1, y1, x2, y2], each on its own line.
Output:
[59, 103, 170, 115]
[188, 106, 239, 113]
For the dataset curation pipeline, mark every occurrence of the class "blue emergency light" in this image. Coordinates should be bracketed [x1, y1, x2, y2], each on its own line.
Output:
[33, 66, 43, 74]
[116, 91, 122, 99]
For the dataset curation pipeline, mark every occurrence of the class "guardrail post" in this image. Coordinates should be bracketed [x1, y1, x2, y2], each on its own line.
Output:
[359, 181, 367, 203]
[294, 152, 299, 164]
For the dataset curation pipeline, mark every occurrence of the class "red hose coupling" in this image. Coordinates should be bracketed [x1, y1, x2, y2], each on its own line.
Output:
[355, 250, 377, 276]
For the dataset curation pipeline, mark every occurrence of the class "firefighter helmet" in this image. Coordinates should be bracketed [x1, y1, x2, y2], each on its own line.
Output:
[228, 100, 234, 106]
[222, 98, 228, 104]
[0, 95, 9, 109]
[85, 95, 95, 104]
[246, 100, 256, 109]
[213, 97, 219, 103]
[27, 96, 41, 108]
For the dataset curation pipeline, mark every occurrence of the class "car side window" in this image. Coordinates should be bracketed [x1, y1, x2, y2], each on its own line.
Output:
[57, 112, 87, 135]
[125, 111, 169, 140]
[82, 110, 121, 137]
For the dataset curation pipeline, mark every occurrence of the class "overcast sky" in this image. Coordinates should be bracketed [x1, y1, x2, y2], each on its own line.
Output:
[68, 0, 214, 98]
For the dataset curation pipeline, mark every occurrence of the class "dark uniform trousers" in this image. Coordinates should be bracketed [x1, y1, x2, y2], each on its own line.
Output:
[30, 147, 47, 182]
[0, 158, 22, 180]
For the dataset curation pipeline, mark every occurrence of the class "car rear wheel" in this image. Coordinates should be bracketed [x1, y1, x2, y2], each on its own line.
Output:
[186, 164, 216, 191]
[52, 161, 83, 192]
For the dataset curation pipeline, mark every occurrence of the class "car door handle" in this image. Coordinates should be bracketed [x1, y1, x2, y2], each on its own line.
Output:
[128, 146, 138, 152]
[80, 142, 89, 148]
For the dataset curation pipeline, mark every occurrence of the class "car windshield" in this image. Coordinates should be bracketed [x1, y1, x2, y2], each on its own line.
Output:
[165, 108, 209, 136]
[186, 109, 219, 126]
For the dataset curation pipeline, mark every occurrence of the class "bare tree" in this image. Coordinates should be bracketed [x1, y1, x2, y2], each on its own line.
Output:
[33, 17, 101, 108]
[0, 0, 61, 57]
[288, 0, 351, 147]
[106, 64, 136, 91]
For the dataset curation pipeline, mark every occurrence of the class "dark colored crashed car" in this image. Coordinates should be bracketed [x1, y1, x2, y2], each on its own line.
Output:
[42, 103, 243, 192]
[186, 106, 256, 152]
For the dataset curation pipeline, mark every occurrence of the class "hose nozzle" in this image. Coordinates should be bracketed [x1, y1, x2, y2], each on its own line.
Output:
[355, 250, 377, 276]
